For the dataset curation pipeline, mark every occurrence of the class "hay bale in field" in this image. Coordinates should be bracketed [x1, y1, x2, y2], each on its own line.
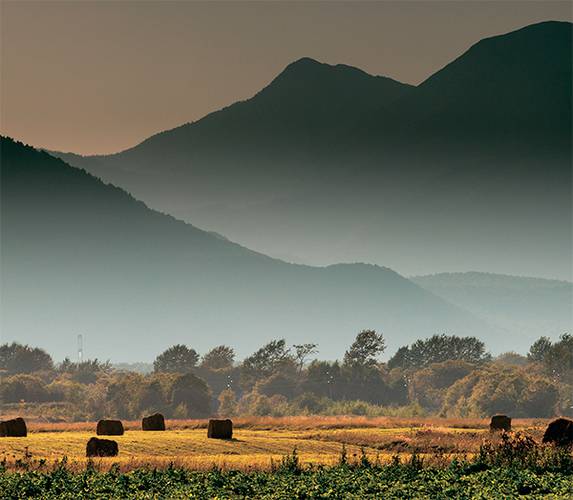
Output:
[96, 419, 124, 436]
[0, 417, 27, 437]
[142, 413, 165, 431]
[542, 418, 573, 447]
[489, 415, 511, 432]
[86, 437, 119, 457]
[207, 419, 233, 439]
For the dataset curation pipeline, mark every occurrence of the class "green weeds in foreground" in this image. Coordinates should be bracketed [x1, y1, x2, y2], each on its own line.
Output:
[0, 432, 572, 499]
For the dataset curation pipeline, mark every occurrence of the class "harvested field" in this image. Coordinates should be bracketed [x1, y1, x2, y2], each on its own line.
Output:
[0, 416, 549, 472]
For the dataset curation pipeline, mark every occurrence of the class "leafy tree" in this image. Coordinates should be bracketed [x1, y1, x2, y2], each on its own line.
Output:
[59, 358, 111, 384]
[217, 388, 238, 416]
[302, 360, 342, 400]
[441, 365, 560, 418]
[0, 374, 50, 402]
[238, 391, 275, 416]
[528, 336, 553, 362]
[241, 339, 293, 387]
[293, 344, 318, 373]
[294, 392, 328, 414]
[389, 334, 490, 369]
[0, 342, 53, 374]
[343, 330, 385, 367]
[170, 372, 211, 417]
[136, 379, 166, 414]
[339, 363, 389, 405]
[409, 360, 475, 411]
[46, 378, 87, 404]
[387, 346, 411, 370]
[154, 345, 199, 373]
[494, 352, 528, 366]
[105, 372, 144, 419]
[543, 334, 573, 383]
[257, 372, 298, 399]
[201, 345, 235, 370]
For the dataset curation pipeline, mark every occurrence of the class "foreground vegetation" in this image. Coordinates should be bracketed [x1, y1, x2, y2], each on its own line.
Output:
[1, 433, 571, 498]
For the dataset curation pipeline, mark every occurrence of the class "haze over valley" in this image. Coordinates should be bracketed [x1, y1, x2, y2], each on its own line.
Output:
[1, 18, 571, 363]
[54, 22, 572, 280]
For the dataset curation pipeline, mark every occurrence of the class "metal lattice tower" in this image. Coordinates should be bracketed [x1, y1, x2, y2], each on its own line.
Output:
[77, 334, 83, 363]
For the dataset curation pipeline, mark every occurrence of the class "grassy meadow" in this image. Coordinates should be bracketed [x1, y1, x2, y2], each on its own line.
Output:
[0, 416, 550, 472]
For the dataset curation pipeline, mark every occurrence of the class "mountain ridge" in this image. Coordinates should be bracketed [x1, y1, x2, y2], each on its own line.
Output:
[3, 137, 502, 361]
[49, 20, 573, 281]
[413, 271, 573, 345]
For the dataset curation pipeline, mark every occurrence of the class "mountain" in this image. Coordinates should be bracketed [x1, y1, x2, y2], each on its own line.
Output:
[354, 21, 571, 158]
[56, 57, 412, 202]
[1, 137, 499, 362]
[52, 21, 572, 280]
[413, 272, 573, 346]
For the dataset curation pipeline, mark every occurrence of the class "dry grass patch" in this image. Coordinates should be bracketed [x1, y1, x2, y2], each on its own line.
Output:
[0, 416, 550, 472]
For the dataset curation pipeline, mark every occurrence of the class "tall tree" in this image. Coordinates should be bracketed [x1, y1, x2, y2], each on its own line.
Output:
[0, 342, 53, 373]
[542, 334, 573, 383]
[241, 339, 293, 387]
[528, 336, 553, 362]
[293, 343, 318, 373]
[170, 373, 211, 417]
[343, 330, 385, 367]
[388, 334, 490, 369]
[153, 345, 199, 373]
[201, 345, 235, 370]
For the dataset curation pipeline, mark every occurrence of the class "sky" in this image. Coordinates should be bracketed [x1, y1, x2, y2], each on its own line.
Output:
[1, 0, 571, 155]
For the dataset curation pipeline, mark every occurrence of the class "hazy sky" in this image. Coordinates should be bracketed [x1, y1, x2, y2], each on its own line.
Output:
[1, 0, 571, 155]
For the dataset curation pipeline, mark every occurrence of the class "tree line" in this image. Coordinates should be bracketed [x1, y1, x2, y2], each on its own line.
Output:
[0, 332, 571, 421]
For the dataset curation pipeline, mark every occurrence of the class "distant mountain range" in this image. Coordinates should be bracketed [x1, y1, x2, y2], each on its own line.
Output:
[3, 139, 571, 360]
[54, 21, 572, 280]
[412, 272, 573, 346]
[2, 137, 499, 361]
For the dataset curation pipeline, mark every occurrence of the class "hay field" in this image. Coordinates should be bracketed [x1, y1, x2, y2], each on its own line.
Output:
[0, 417, 548, 472]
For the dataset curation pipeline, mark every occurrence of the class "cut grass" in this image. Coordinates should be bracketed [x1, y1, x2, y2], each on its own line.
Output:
[0, 416, 550, 472]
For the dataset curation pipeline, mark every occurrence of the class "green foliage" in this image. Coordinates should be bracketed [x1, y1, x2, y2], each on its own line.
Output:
[200, 345, 235, 371]
[528, 336, 553, 362]
[58, 358, 111, 384]
[409, 360, 475, 411]
[217, 388, 238, 417]
[134, 378, 166, 415]
[0, 374, 50, 403]
[388, 334, 490, 370]
[0, 333, 571, 421]
[0, 440, 571, 498]
[170, 372, 212, 417]
[256, 372, 298, 399]
[441, 365, 560, 418]
[292, 343, 318, 372]
[153, 345, 199, 374]
[542, 334, 573, 382]
[241, 339, 294, 388]
[343, 330, 385, 368]
[0, 343, 53, 374]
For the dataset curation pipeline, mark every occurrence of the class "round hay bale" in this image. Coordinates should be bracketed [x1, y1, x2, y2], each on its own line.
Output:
[207, 419, 233, 439]
[142, 413, 165, 431]
[489, 415, 511, 432]
[96, 419, 124, 436]
[542, 418, 573, 447]
[86, 437, 119, 457]
[0, 417, 27, 437]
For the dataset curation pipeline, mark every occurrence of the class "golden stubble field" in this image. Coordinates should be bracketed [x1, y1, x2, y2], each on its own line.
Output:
[0, 416, 549, 472]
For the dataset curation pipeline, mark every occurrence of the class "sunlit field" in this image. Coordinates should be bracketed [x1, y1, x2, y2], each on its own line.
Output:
[0, 416, 548, 472]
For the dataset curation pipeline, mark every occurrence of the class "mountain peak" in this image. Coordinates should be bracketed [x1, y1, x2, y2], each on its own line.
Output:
[274, 57, 372, 83]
